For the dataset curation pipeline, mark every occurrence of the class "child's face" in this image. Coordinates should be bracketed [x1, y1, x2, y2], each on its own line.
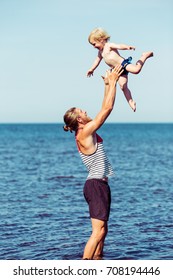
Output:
[91, 39, 105, 50]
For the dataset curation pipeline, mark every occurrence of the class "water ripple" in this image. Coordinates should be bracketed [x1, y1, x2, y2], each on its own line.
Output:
[0, 123, 173, 259]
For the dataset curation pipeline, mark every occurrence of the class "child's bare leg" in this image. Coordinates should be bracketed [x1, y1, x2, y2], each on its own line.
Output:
[126, 51, 153, 74]
[118, 76, 136, 112]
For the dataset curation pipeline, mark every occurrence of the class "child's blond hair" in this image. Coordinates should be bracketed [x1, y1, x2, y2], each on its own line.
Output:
[88, 27, 110, 44]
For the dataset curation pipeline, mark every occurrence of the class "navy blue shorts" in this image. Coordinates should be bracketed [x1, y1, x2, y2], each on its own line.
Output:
[83, 179, 111, 221]
[121, 56, 132, 75]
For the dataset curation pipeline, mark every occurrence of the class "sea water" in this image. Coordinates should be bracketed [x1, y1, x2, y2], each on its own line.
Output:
[0, 123, 173, 260]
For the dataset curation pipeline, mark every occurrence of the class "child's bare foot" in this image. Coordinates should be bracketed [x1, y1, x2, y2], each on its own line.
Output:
[129, 99, 136, 112]
[142, 51, 154, 60]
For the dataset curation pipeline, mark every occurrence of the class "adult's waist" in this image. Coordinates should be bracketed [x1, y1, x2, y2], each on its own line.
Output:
[86, 177, 108, 182]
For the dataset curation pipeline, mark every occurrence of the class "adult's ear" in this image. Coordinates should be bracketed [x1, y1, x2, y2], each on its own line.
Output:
[77, 116, 82, 123]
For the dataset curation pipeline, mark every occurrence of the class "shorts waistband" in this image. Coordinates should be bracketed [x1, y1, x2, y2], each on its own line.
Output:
[87, 177, 108, 183]
[102, 177, 108, 182]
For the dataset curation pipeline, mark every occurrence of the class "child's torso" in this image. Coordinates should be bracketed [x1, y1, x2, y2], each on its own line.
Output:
[101, 42, 124, 67]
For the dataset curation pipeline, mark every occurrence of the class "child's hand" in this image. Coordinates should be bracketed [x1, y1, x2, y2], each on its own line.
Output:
[87, 69, 94, 77]
[129, 46, 135, 50]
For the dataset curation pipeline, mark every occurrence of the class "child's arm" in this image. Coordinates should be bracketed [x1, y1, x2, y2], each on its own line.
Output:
[109, 42, 135, 51]
[87, 52, 102, 77]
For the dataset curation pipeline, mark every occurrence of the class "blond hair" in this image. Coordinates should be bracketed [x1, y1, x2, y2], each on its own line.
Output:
[63, 107, 79, 133]
[88, 27, 110, 44]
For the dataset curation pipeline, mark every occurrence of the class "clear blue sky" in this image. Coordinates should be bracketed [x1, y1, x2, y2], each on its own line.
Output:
[0, 0, 172, 123]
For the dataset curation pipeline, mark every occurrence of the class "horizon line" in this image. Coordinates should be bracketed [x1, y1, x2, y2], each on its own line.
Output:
[0, 121, 172, 125]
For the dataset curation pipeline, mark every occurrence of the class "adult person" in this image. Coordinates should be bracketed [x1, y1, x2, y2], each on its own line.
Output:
[63, 65, 123, 260]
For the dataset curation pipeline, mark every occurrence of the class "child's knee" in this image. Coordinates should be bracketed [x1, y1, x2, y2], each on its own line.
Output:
[133, 69, 140, 74]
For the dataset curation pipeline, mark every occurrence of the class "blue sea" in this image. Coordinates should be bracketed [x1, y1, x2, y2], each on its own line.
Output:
[0, 123, 173, 260]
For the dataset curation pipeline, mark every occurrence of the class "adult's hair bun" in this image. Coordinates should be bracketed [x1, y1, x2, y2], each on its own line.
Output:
[63, 125, 73, 133]
[63, 125, 69, 132]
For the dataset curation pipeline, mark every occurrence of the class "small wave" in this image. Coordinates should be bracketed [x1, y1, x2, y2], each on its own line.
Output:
[34, 213, 53, 219]
[165, 224, 173, 228]
[1, 223, 19, 227]
[18, 241, 37, 247]
[47, 175, 75, 181]
[37, 194, 49, 199]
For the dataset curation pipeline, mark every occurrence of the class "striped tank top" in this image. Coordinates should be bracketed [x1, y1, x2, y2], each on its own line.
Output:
[76, 134, 114, 180]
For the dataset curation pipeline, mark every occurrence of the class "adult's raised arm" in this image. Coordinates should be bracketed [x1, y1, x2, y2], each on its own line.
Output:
[83, 65, 123, 137]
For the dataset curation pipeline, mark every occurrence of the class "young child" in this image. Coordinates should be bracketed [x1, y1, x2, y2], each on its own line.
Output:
[87, 27, 153, 112]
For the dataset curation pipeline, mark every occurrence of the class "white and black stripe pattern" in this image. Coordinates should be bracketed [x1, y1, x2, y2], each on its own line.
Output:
[79, 142, 114, 179]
